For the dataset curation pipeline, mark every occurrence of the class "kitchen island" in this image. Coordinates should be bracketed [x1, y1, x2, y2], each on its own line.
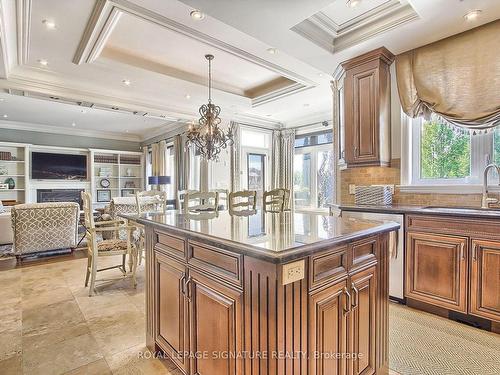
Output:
[136, 209, 399, 375]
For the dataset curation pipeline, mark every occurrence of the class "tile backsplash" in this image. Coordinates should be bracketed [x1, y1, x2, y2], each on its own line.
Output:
[340, 159, 482, 206]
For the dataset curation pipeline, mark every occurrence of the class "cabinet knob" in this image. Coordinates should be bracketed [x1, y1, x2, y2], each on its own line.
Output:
[460, 243, 465, 260]
[473, 244, 478, 261]
[180, 275, 186, 295]
[185, 276, 193, 301]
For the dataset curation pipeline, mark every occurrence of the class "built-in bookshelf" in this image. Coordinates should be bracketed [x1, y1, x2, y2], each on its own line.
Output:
[90, 149, 144, 207]
[0, 142, 30, 206]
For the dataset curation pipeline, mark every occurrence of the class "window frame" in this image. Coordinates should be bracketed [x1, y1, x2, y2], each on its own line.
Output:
[402, 116, 495, 191]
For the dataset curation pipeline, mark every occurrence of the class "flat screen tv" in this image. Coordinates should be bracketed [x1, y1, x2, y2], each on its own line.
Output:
[32, 152, 87, 180]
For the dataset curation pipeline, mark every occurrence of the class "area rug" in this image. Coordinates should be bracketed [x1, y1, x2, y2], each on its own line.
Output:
[0, 243, 14, 258]
[389, 303, 500, 375]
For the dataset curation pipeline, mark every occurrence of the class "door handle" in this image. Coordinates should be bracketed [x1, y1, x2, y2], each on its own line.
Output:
[180, 274, 186, 296]
[460, 242, 465, 260]
[473, 243, 478, 261]
[351, 284, 359, 309]
[185, 276, 193, 302]
[343, 287, 351, 314]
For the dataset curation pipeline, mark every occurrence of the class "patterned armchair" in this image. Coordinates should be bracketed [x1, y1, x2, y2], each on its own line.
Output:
[11, 202, 79, 258]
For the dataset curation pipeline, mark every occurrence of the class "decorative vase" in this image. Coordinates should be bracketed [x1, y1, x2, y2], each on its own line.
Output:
[126, 168, 133, 177]
[4, 177, 15, 189]
[0, 165, 7, 175]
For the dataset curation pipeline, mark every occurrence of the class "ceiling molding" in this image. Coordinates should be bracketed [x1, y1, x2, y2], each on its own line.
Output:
[0, 71, 199, 122]
[0, 119, 142, 142]
[251, 82, 311, 108]
[0, 1, 11, 78]
[292, 0, 419, 54]
[16, 0, 31, 65]
[231, 112, 282, 129]
[73, 0, 121, 64]
[73, 0, 315, 90]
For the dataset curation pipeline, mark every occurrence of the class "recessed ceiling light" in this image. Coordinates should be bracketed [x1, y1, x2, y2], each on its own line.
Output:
[125, 130, 129, 133]
[464, 9, 482, 21]
[3, 114, 8, 118]
[190, 10, 205, 20]
[42, 19, 56, 30]
[185, 94, 191, 99]
[318, 73, 324, 77]
[72, 122, 76, 127]
[267, 48, 278, 55]
[347, 0, 362, 8]
[303, 103, 310, 107]
[80, 109, 87, 114]
[122, 79, 131, 86]
[38, 59, 48, 66]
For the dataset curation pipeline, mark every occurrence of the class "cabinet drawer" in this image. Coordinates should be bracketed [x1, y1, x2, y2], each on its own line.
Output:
[155, 232, 186, 261]
[350, 236, 378, 270]
[309, 247, 348, 290]
[188, 241, 243, 288]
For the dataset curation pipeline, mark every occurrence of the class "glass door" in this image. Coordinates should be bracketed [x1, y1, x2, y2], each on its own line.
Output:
[247, 153, 265, 201]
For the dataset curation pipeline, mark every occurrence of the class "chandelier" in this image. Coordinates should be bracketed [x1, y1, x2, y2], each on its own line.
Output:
[186, 54, 234, 161]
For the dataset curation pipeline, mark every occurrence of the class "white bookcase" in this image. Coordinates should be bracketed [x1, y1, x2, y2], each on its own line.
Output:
[90, 149, 144, 208]
[0, 142, 30, 206]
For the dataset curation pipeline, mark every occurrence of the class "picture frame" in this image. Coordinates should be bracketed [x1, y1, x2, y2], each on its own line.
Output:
[97, 189, 111, 202]
[121, 189, 135, 197]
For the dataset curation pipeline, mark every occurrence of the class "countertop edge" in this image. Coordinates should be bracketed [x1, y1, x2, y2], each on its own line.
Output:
[134, 216, 400, 264]
[339, 205, 500, 219]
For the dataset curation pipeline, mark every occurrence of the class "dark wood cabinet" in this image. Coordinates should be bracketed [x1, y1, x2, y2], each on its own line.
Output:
[149, 227, 393, 375]
[470, 239, 500, 322]
[188, 270, 243, 375]
[309, 279, 348, 375]
[349, 266, 377, 375]
[405, 231, 468, 313]
[341, 47, 394, 168]
[155, 252, 190, 374]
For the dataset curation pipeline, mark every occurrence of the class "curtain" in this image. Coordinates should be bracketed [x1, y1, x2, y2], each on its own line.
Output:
[230, 121, 241, 192]
[271, 130, 281, 189]
[396, 20, 500, 129]
[150, 140, 168, 191]
[270, 129, 295, 209]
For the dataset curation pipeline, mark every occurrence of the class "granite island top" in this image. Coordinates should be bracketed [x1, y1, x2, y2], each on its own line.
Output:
[131, 209, 400, 263]
[338, 204, 500, 219]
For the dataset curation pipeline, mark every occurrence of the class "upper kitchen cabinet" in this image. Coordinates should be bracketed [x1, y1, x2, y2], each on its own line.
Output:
[341, 47, 394, 168]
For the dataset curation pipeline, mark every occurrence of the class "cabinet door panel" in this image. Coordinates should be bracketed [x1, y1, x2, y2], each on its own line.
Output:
[189, 271, 243, 375]
[309, 279, 348, 375]
[349, 267, 377, 375]
[155, 253, 189, 373]
[406, 232, 468, 313]
[470, 240, 500, 322]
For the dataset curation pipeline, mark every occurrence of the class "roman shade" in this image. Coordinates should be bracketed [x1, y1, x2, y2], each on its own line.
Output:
[396, 20, 500, 129]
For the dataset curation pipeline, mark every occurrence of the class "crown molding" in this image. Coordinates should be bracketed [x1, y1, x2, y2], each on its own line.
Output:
[292, 0, 419, 54]
[231, 112, 282, 129]
[251, 83, 311, 107]
[73, 0, 315, 105]
[16, 0, 31, 65]
[285, 110, 332, 129]
[0, 119, 142, 142]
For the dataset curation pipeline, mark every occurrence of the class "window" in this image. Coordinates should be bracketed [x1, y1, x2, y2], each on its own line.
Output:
[188, 146, 201, 190]
[294, 130, 334, 209]
[240, 127, 272, 195]
[247, 153, 265, 195]
[409, 115, 497, 186]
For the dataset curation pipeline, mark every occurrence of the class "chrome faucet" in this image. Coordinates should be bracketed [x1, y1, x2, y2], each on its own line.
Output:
[482, 163, 500, 208]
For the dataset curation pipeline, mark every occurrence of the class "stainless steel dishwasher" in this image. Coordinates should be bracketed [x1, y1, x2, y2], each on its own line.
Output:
[341, 210, 405, 301]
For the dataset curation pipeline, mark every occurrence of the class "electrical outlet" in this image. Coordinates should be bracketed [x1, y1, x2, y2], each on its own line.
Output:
[349, 184, 356, 194]
[282, 260, 305, 285]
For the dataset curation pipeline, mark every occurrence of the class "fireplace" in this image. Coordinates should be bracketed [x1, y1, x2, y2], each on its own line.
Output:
[37, 189, 84, 209]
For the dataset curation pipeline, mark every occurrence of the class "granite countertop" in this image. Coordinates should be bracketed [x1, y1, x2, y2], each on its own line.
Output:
[339, 204, 500, 219]
[130, 210, 399, 263]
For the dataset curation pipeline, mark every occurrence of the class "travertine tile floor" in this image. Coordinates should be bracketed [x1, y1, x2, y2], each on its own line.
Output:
[0, 253, 181, 375]
[0, 253, 402, 375]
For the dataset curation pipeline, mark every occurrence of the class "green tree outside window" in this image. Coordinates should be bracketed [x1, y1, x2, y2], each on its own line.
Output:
[420, 120, 471, 179]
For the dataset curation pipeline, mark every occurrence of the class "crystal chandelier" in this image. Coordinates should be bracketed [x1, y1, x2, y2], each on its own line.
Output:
[186, 54, 234, 161]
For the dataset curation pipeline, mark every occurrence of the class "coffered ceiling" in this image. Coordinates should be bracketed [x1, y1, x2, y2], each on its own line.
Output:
[0, 0, 498, 141]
